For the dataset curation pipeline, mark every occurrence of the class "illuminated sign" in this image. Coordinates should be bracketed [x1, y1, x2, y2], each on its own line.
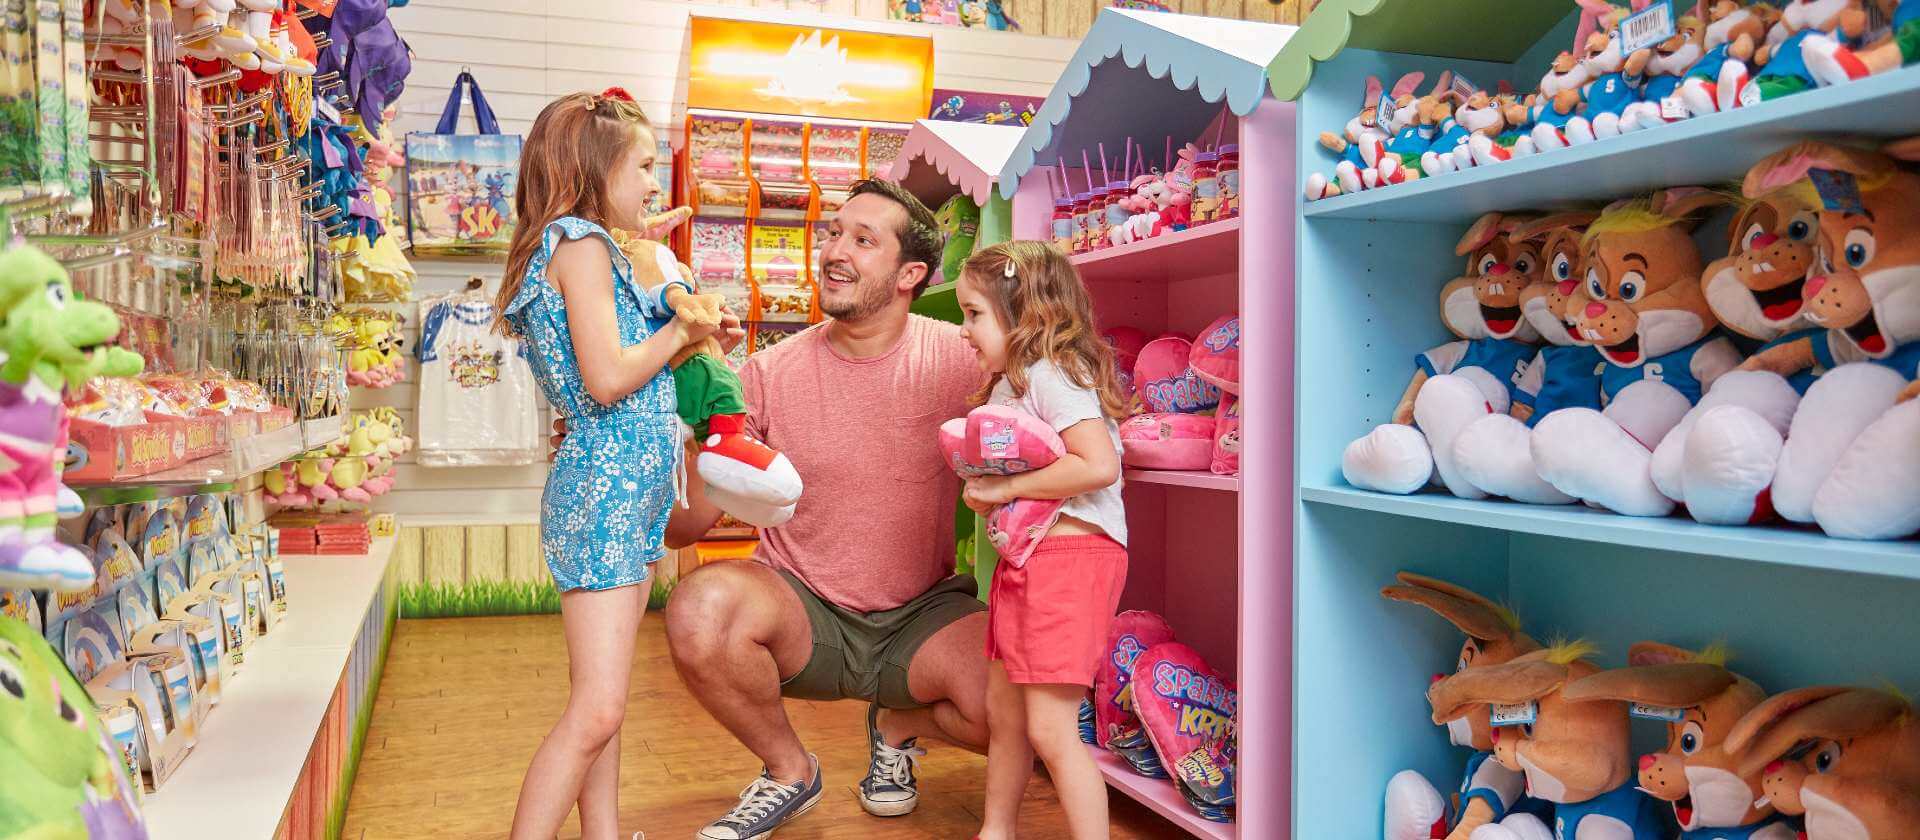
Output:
[688, 17, 933, 122]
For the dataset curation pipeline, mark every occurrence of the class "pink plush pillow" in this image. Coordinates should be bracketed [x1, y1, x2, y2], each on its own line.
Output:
[1093, 610, 1178, 750]
[1190, 315, 1240, 395]
[1120, 412, 1217, 470]
[1134, 641, 1238, 817]
[939, 404, 1066, 568]
[1135, 337, 1221, 414]
[1212, 393, 1240, 476]
[939, 404, 1065, 477]
[1104, 326, 1150, 399]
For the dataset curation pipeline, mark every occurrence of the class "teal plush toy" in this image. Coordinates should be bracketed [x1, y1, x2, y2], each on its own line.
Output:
[0, 615, 150, 839]
[936, 194, 981, 283]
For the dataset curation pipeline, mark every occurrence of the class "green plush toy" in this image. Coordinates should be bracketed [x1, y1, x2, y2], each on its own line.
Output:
[0, 615, 147, 839]
[936, 194, 981, 283]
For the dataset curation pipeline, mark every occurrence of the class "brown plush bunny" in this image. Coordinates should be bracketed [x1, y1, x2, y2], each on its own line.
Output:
[1680, 1, 1779, 116]
[1380, 573, 1549, 840]
[1428, 643, 1667, 839]
[1562, 642, 1794, 838]
[1529, 191, 1742, 518]
[1724, 686, 1920, 839]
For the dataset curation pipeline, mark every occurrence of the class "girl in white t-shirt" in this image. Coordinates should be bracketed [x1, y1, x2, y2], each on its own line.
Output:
[956, 240, 1131, 840]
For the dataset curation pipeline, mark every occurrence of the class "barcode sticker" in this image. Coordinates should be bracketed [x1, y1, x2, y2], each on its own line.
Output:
[1449, 73, 1479, 101]
[1631, 703, 1686, 722]
[1620, 0, 1677, 54]
[1490, 702, 1538, 727]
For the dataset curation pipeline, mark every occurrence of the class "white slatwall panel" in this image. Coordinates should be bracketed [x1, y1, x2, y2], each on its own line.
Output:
[372, 1, 1076, 522]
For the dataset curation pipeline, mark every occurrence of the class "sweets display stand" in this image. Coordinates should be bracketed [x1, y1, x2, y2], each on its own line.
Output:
[889, 119, 1025, 321]
[142, 536, 397, 840]
[1271, 2, 1920, 836]
[995, 8, 1300, 837]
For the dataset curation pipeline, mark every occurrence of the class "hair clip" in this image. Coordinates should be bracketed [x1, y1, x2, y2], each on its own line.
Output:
[1003, 260, 1017, 280]
[600, 87, 636, 103]
[583, 97, 598, 112]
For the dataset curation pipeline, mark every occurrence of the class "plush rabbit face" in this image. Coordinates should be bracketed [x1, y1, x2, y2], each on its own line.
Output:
[1454, 90, 1507, 137]
[1380, 572, 1541, 752]
[1513, 214, 1600, 347]
[1431, 645, 1633, 805]
[1448, 213, 1546, 342]
[1727, 687, 1920, 839]
[1575, 198, 1722, 367]
[1563, 642, 1774, 831]
[1703, 193, 1821, 341]
[1648, 16, 1706, 76]
[1747, 141, 1920, 361]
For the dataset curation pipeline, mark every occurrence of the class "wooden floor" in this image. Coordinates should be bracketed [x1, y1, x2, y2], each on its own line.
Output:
[342, 614, 1187, 839]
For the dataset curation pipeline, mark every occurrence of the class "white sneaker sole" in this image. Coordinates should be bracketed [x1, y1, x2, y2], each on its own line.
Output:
[858, 792, 918, 818]
[698, 787, 823, 840]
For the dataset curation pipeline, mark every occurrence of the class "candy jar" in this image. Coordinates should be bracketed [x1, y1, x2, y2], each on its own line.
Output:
[1104, 180, 1133, 248]
[1085, 187, 1108, 251]
[1190, 151, 1220, 224]
[1071, 191, 1091, 254]
[1051, 196, 1075, 253]
[1218, 144, 1240, 218]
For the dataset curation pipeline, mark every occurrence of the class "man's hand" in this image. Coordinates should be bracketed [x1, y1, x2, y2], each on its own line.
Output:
[963, 476, 1014, 514]
[717, 307, 745, 355]
[549, 417, 566, 461]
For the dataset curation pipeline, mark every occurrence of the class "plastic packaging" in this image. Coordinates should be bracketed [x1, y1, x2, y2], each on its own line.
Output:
[413, 292, 544, 466]
[1103, 180, 1132, 248]
[1218, 144, 1240, 218]
[1071, 192, 1092, 253]
[1051, 197, 1075, 253]
[1191, 152, 1220, 225]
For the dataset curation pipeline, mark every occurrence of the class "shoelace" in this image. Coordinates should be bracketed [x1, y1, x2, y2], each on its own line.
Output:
[718, 776, 797, 826]
[866, 739, 926, 790]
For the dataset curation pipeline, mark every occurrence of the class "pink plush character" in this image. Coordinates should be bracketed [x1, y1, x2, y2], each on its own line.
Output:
[1189, 315, 1241, 396]
[1120, 413, 1218, 470]
[938, 404, 1067, 568]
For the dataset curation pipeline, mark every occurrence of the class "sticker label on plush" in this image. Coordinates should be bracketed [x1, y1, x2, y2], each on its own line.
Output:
[1490, 701, 1538, 726]
[1630, 703, 1686, 722]
[1619, 0, 1676, 54]
[1808, 169, 1864, 214]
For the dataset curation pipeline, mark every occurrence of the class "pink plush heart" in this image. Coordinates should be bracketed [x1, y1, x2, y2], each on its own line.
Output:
[1135, 337, 1221, 414]
[939, 405, 1067, 567]
[1134, 641, 1238, 816]
[1120, 413, 1217, 470]
[1211, 394, 1240, 476]
[938, 404, 1066, 478]
[1093, 610, 1178, 749]
[1104, 326, 1149, 399]
[1190, 315, 1240, 395]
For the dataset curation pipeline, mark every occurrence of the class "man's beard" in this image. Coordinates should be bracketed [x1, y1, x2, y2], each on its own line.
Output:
[819, 264, 895, 321]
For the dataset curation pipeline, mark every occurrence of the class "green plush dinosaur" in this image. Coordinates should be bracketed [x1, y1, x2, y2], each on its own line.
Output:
[935, 194, 981, 283]
[0, 616, 124, 839]
[0, 246, 144, 594]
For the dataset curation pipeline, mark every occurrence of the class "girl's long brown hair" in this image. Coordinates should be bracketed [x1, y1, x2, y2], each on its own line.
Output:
[493, 91, 652, 335]
[963, 241, 1133, 419]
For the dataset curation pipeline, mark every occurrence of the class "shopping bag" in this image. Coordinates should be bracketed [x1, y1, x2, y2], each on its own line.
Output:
[406, 72, 521, 255]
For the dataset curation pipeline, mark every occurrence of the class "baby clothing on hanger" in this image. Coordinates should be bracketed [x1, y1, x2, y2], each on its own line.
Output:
[415, 290, 543, 466]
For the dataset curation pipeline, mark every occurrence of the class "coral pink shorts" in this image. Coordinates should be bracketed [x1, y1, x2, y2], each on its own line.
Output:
[986, 533, 1128, 686]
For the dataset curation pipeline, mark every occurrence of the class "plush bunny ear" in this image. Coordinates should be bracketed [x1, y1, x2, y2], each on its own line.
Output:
[1563, 662, 1734, 708]
[1743, 141, 1893, 197]
[1456, 212, 1508, 256]
[1429, 656, 1569, 724]
[1510, 212, 1599, 243]
[1381, 572, 1516, 643]
[1389, 71, 1426, 100]
[1363, 75, 1384, 108]
[1653, 187, 1734, 221]
[1728, 687, 1911, 776]
[1429, 70, 1454, 98]
[1883, 136, 1920, 162]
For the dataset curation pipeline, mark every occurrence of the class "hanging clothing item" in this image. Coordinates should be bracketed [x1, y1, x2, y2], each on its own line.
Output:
[414, 291, 543, 466]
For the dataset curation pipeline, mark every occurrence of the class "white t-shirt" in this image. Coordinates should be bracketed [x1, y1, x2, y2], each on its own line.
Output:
[988, 360, 1127, 546]
[416, 296, 544, 466]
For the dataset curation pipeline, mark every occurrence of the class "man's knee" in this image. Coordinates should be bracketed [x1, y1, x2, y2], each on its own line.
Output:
[664, 562, 762, 657]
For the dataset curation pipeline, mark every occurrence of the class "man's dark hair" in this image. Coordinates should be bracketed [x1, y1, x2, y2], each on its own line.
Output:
[848, 178, 946, 297]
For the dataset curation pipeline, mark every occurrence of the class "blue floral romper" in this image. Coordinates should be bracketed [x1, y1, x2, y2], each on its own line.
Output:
[503, 217, 680, 591]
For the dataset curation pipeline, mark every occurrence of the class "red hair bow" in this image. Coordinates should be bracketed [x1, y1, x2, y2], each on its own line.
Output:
[600, 87, 636, 103]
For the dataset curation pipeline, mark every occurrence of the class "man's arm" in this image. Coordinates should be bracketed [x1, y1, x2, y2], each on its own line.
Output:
[665, 447, 726, 548]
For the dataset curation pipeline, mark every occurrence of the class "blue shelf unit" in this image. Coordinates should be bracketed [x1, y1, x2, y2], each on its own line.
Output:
[1286, 21, 1920, 840]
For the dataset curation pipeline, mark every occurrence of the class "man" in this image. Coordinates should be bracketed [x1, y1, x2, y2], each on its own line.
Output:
[666, 180, 992, 839]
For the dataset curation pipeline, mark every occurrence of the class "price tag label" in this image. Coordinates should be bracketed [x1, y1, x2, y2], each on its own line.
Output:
[1631, 702, 1686, 722]
[1490, 701, 1538, 727]
[1661, 96, 1689, 120]
[1620, 1, 1677, 54]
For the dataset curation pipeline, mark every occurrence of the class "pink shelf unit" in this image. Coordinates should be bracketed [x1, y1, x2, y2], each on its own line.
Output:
[998, 8, 1299, 837]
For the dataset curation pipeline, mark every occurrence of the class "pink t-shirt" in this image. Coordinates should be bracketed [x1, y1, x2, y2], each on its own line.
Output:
[740, 315, 986, 612]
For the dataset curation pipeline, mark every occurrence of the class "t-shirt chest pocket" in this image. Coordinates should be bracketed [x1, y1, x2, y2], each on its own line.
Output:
[885, 410, 948, 483]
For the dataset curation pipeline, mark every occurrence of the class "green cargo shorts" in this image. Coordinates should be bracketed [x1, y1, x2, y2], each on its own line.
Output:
[777, 571, 985, 710]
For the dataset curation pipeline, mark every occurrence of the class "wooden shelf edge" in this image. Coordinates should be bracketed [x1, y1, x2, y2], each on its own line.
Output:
[1300, 484, 1920, 579]
[1090, 745, 1236, 839]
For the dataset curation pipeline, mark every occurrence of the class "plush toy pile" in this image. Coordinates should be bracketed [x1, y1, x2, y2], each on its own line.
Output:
[332, 309, 407, 389]
[1343, 136, 1920, 541]
[1107, 315, 1242, 476]
[1051, 138, 1239, 255]
[1383, 571, 1920, 840]
[263, 409, 412, 508]
[1306, 0, 1920, 201]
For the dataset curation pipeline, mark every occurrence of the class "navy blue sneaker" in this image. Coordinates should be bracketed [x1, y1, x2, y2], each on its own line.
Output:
[698, 754, 823, 839]
[859, 702, 925, 817]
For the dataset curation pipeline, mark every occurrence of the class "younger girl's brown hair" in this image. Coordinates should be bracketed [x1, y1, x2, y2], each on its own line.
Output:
[962, 241, 1133, 418]
[493, 91, 653, 335]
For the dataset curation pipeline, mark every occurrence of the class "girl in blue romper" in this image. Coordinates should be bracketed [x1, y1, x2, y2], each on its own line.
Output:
[493, 90, 721, 840]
